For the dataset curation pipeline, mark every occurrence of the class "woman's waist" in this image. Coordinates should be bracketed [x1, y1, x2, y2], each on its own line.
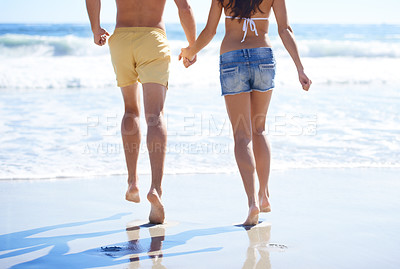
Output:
[219, 47, 275, 64]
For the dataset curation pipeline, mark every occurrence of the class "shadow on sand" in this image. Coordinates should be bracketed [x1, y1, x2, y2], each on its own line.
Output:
[1, 214, 282, 268]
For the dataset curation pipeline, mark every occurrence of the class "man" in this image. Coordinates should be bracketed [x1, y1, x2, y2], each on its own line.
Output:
[86, 0, 196, 224]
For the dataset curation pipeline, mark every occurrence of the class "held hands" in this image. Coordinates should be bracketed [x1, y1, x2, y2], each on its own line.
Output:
[298, 70, 312, 91]
[92, 27, 110, 46]
[179, 47, 197, 68]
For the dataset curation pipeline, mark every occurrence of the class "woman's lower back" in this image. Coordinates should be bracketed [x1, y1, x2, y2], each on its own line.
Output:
[220, 17, 273, 54]
[220, 32, 272, 54]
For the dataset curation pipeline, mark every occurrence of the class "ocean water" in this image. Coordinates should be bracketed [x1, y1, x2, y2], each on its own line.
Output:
[0, 23, 399, 179]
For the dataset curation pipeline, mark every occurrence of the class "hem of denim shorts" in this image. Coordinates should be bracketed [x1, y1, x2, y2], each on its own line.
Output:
[221, 87, 274, 96]
[252, 87, 274, 93]
[221, 89, 253, 96]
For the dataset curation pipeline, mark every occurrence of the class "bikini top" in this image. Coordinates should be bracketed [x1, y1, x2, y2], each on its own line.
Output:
[225, 16, 269, 43]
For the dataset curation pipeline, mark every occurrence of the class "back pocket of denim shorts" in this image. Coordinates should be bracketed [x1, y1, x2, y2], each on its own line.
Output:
[259, 63, 275, 88]
[220, 66, 239, 92]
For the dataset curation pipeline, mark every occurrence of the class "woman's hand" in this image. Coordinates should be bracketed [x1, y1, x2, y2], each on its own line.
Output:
[179, 47, 196, 68]
[298, 70, 312, 91]
[182, 55, 197, 68]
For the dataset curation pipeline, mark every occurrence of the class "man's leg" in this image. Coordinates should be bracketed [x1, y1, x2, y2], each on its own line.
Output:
[142, 83, 167, 224]
[121, 83, 141, 203]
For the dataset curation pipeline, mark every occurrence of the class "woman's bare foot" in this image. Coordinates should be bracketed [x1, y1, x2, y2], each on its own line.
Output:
[243, 204, 260, 226]
[259, 194, 271, 213]
[147, 189, 165, 224]
[126, 183, 140, 203]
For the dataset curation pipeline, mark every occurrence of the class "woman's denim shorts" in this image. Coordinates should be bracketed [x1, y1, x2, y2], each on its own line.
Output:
[219, 47, 276, 96]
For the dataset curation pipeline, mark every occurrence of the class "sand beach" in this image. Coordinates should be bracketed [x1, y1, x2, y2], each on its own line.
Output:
[1, 168, 399, 268]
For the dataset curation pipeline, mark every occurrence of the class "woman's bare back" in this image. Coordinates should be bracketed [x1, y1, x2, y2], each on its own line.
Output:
[221, 0, 274, 54]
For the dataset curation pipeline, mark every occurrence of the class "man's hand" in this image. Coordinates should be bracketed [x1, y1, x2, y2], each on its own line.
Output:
[92, 27, 110, 46]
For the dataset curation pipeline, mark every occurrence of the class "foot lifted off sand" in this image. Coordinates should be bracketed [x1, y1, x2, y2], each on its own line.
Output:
[147, 189, 165, 224]
[243, 205, 260, 226]
[259, 195, 271, 213]
[125, 184, 140, 203]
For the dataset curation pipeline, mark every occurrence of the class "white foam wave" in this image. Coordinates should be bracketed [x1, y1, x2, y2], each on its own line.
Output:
[1, 38, 399, 90]
[0, 34, 109, 57]
[295, 39, 400, 58]
[2, 163, 400, 180]
[2, 34, 400, 58]
[1, 81, 399, 180]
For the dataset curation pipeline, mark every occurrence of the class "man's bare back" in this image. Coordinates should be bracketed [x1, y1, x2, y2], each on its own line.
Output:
[115, 0, 167, 29]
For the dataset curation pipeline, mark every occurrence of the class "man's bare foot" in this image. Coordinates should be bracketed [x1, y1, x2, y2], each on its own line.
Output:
[126, 184, 140, 203]
[147, 189, 165, 224]
[259, 195, 271, 213]
[243, 205, 260, 226]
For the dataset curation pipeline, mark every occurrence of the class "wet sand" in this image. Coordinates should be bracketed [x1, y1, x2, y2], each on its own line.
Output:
[0, 168, 399, 268]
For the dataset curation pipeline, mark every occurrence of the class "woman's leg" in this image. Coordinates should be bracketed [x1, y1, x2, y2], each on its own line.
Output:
[120, 83, 141, 203]
[250, 90, 273, 212]
[225, 92, 260, 225]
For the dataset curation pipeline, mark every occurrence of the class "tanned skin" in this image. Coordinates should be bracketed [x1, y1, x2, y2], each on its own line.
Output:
[86, 0, 197, 224]
[180, 0, 311, 225]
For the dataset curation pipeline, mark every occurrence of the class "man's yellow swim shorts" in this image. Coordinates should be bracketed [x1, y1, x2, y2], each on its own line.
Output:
[108, 27, 171, 88]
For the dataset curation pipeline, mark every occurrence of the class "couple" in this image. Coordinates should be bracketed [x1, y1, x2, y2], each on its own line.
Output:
[86, 0, 311, 226]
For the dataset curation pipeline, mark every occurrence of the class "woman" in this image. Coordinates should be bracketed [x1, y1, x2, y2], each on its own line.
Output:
[180, 0, 311, 225]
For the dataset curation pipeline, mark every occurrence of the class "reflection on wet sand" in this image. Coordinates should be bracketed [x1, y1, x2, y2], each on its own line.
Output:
[126, 224, 167, 269]
[101, 221, 225, 267]
[242, 223, 272, 269]
[101, 221, 285, 268]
